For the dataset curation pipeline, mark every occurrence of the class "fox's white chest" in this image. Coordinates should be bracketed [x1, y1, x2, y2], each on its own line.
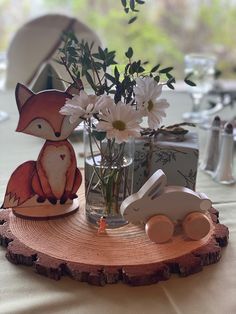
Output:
[41, 144, 71, 198]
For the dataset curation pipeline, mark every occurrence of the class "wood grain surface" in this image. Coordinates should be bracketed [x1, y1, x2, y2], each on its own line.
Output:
[13, 198, 79, 219]
[0, 186, 229, 286]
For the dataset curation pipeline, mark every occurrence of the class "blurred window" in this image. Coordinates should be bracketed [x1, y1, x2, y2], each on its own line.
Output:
[0, 0, 236, 79]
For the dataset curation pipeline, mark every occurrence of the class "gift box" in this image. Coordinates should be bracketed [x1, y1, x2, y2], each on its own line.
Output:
[133, 132, 199, 192]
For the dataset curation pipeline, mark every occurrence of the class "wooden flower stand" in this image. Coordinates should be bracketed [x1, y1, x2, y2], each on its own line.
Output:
[0, 187, 229, 286]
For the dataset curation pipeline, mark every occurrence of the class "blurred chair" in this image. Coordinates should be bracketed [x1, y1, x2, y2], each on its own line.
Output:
[5, 14, 102, 91]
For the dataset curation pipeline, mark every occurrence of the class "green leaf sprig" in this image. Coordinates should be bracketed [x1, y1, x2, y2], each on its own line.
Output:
[57, 33, 179, 106]
[120, 0, 146, 24]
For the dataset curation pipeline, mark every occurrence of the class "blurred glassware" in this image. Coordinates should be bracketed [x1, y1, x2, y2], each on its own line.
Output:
[212, 123, 235, 185]
[0, 52, 9, 122]
[200, 117, 236, 141]
[0, 52, 7, 90]
[199, 89, 236, 130]
[183, 53, 216, 123]
[200, 116, 221, 174]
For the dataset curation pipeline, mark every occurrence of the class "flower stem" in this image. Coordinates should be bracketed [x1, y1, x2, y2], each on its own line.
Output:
[87, 127, 105, 185]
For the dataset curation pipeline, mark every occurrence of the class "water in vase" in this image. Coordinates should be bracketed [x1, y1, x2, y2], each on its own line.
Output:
[85, 154, 133, 228]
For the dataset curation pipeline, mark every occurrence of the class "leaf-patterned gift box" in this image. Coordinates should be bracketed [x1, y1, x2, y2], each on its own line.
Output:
[133, 132, 199, 192]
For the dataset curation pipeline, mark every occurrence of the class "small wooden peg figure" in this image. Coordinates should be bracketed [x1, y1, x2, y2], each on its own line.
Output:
[97, 216, 107, 234]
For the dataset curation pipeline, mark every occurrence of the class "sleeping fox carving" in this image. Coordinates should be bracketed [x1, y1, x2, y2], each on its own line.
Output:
[3, 83, 82, 212]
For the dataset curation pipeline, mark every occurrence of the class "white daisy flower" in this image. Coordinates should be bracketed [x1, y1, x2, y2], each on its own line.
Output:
[96, 102, 142, 144]
[94, 94, 114, 112]
[60, 90, 98, 123]
[134, 77, 169, 130]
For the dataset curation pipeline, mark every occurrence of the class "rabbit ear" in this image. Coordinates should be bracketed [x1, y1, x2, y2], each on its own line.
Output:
[139, 170, 167, 200]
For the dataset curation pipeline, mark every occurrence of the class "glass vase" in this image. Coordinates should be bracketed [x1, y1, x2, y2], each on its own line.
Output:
[84, 123, 134, 228]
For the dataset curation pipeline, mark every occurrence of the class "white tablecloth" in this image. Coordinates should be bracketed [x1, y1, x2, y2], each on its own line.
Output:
[0, 90, 236, 314]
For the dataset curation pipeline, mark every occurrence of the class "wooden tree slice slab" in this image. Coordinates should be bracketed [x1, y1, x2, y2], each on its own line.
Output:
[0, 187, 229, 286]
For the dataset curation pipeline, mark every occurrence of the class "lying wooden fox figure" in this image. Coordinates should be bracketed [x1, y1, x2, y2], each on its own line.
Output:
[3, 83, 82, 213]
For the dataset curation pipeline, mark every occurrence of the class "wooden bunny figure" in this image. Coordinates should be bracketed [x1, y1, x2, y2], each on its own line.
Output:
[121, 170, 212, 243]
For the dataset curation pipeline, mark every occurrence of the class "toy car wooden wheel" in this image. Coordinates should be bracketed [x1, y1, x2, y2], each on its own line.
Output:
[145, 215, 174, 244]
[183, 212, 211, 240]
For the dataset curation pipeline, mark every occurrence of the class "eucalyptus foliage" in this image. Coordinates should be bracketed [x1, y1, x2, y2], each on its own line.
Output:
[57, 32, 195, 106]
[120, 0, 146, 23]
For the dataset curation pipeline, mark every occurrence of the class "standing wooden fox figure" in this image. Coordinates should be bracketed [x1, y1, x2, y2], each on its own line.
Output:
[3, 83, 82, 218]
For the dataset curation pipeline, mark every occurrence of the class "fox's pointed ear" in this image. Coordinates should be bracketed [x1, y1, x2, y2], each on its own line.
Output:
[65, 83, 80, 96]
[15, 83, 34, 112]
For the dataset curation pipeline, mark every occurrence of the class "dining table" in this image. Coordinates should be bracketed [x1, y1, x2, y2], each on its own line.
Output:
[0, 88, 235, 314]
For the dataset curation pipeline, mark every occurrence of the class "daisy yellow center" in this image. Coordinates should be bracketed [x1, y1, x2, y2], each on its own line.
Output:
[112, 120, 126, 131]
[147, 100, 154, 112]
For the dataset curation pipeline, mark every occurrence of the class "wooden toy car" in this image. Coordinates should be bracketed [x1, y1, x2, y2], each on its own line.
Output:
[120, 170, 212, 244]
